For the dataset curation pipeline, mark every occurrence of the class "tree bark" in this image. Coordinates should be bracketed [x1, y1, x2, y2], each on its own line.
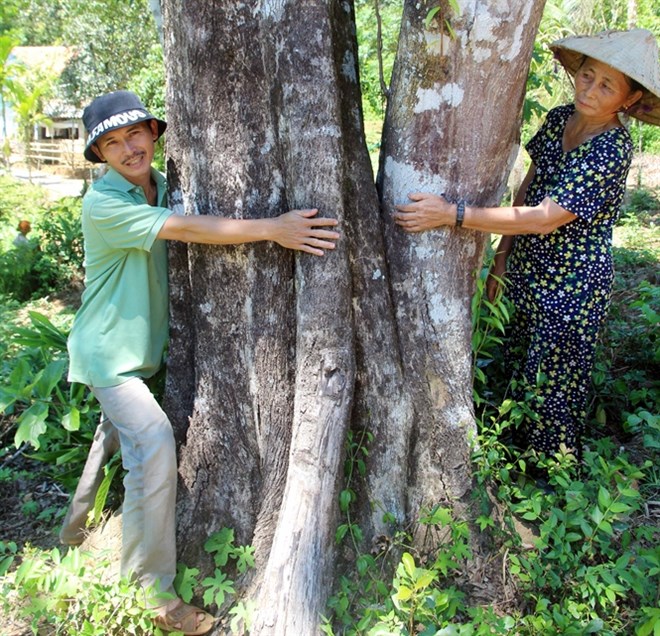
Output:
[161, 0, 545, 632]
[378, 0, 546, 546]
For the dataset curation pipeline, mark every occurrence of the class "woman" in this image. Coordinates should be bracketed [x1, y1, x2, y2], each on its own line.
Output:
[394, 28, 660, 457]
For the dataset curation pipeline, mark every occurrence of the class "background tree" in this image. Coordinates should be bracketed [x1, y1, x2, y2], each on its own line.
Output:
[57, 0, 159, 107]
[0, 0, 66, 45]
[0, 0, 163, 111]
[10, 75, 53, 180]
[162, 0, 544, 632]
[355, 0, 402, 121]
[0, 34, 20, 143]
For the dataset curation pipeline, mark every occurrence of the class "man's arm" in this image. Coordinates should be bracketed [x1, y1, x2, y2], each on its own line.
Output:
[158, 209, 339, 256]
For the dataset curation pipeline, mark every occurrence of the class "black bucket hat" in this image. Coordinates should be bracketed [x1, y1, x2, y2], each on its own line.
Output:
[82, 90, 167, 163]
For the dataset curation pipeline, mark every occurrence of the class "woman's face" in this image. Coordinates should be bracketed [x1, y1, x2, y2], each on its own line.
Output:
[573, 57, 642, 120]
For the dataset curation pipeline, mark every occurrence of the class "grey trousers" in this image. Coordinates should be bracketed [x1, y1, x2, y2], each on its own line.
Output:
[59, 377, 177, 597]
[59, 412, 120, 545]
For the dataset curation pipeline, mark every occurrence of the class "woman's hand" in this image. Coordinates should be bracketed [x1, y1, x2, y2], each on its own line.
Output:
[394, 193, 455, 233]
[486, 255, 507, 302]
[272, 209, 340, 256]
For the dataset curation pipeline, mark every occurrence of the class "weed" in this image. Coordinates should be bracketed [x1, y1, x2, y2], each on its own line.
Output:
[321, 221, 659, 634]
[0, 528, 257, 635]
[0, 311, 99, 490]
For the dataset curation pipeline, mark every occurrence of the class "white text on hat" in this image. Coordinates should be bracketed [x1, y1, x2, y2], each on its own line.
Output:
[89, 109, 149, 143]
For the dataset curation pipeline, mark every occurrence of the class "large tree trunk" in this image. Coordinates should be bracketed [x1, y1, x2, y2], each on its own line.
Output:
[161, 0, 544, 633]
[378, 0, 546, 546]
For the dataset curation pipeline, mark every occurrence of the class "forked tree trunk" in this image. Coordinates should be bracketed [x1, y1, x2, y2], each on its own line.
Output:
[378, 0, 546, 546]
[161, 0, 544, 633]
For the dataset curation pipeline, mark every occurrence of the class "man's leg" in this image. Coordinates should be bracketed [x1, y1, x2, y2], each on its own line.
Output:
[59, 413, 120, 545]
[92, 377, 177, 597]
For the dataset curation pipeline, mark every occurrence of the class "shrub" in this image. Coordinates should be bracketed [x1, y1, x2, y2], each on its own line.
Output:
[0, 196, 84, 301]
[0, 311, 99, 491]
[629, 121, 660, 154]
[32, 197, 85, 295]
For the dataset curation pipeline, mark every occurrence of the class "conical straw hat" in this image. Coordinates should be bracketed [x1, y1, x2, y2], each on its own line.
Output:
[550, 28, 660, 126]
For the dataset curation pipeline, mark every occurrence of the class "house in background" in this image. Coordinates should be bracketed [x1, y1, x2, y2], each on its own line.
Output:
[5, 45, 85, 143]
[4, 45, 91, 172]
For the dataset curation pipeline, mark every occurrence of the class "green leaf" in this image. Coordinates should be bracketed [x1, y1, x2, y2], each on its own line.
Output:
[422, 506, 452, 526]
[62, 406, 80, 431]
[335, 524, 349, 543]
[28, 311, 69, 349]
[93, 460, 120, 524]
[174, 564, 200, 603]
[609, 501, 630, 514]
[357, 554, 373, 576]
[14, 401, 49, 449]
[401, 552, 416, 578]
[448, 0, 461, 14]
[590, 507, 604, 526]
[202, 569, 235, 607]
[229, 600, 256, 634]
[7, 357, 31, 394]
[598, 486, 612, 510]
[234, 545, 255, 573]
[643, 433, 660, 450]
[415, 571, 435, 589]
[55, 446, 84, 466]
[425, 6, 441, 29]
[584, 618, 604, 633]
[339, 489, 352, 512]
[204, 528, 234, 567]
[0, 387, 16, 413]
[33, 359, 66, 399]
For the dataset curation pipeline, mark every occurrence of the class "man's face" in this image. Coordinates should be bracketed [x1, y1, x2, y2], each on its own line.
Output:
[92, 120, 159, 185]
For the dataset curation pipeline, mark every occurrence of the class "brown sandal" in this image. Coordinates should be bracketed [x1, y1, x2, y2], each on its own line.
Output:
[153, 599, 216, 635]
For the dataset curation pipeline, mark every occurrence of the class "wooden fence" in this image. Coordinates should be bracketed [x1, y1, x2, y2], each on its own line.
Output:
[18, 139, 91, 170]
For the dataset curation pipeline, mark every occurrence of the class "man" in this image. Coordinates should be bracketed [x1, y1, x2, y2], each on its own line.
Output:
[60, 90, 339, 634]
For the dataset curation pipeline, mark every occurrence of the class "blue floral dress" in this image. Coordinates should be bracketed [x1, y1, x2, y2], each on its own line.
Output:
[506, 104, 633, 454]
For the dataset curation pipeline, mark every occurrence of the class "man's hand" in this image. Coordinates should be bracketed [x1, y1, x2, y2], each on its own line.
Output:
[272, 209, 339, 256]
[159, 208, 338, 253]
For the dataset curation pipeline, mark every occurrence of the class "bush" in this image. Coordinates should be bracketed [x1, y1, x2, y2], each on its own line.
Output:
[0, 196, 84, 301]
[621, 186, 660, 221]
[32, 197, 85, 295]
[0, 176, 50, 242]
[0, 311, 99, 491]
[0, 241, 40, 301]
[629, 121, 660, 154]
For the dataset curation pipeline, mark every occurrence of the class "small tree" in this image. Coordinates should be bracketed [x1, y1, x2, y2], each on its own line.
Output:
[0, 34, 21, 157]
[10, 77, 53, 180]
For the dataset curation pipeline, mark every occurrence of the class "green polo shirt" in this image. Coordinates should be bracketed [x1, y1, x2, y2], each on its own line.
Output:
[67, 167, 173, 388]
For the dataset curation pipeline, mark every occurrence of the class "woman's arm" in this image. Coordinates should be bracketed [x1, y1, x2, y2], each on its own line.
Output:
[393, 162, 575, 236]
[394, 194, 575, 236]
[158, 209, 339, 256]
